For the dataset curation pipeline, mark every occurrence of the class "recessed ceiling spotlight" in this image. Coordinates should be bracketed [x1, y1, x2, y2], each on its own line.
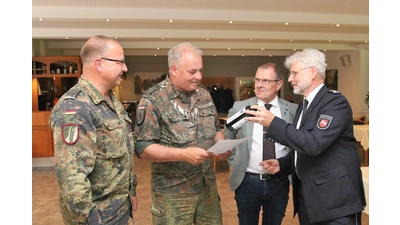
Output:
[269, 55, 272, 57]
[324, 49, 327, 51]
[293, 49, 296, 51]
[242, 55, 245, 57]
[157, 48, 160, 50]
[229, 21, 233, 24]
[228, 48, 231, 50]
[65, 37, 69, 39]
[336, 24, 340, 27]
[38, 18, 44, 21]
[161, 37, 165, 40]
[105, 19, 110, 22]
[328, 40, 331, 42]
[285, 22, 288, 25]
[115, 37, 118, 39]
[249, 39, 252, 41]
[290, 39, 293, 42]
[261, 48, 264, 51]
[154, 55, 157, 57]
[169, 19, 173, 22]
[214, 55, 216, 56]
[365, 41, 368, 43]
[207, 38, 209, 40]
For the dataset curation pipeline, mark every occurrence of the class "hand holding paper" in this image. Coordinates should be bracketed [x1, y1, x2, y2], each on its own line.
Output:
[207, 137, 251, 154]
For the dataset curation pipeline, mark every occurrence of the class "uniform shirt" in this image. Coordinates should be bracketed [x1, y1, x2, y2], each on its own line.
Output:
[49, 76, 137, 225]
[134, 76, 220, 194]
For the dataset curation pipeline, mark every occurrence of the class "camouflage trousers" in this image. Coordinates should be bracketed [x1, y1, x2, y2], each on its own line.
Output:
[150, 185, 223, 225]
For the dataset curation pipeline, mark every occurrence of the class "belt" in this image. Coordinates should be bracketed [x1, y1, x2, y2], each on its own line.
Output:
[246, 172, 277, 180]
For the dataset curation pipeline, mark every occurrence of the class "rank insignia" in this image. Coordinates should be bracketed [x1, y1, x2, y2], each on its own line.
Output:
[136, 105, 146, 126]
[62, 124, 79, 145]
[317, 115, 333, 130]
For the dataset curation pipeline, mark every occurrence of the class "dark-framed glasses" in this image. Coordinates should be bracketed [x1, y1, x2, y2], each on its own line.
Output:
[100, 57, 125, 65]
[253, 78, 280, 85]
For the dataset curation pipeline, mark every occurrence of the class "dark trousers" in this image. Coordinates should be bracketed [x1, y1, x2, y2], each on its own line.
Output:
[234, 172, 289, 225]
[298, 181, 362, 225]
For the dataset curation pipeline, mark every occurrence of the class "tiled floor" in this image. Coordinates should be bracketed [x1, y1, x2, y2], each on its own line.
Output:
[32, 155, 369, 225]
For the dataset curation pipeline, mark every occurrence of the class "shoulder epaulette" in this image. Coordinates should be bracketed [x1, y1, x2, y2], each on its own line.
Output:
[329, 90, 340, 94]
[63, 85, 81, 99]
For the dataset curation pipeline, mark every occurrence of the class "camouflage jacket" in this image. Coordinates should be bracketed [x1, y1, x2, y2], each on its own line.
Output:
[134, 77, 220, 194]
[49, 76, 137, 225]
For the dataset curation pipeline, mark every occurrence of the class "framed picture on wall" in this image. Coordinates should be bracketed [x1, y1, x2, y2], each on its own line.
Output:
[133, 72, 167, 94]
[325, 69, 338, 90]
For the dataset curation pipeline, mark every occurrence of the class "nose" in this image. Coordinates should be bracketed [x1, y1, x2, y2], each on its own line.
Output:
[122, 63, 128, 72]
[195, 71, 202, 80]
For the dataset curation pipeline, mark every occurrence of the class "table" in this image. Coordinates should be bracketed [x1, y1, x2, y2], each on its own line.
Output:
[353, 125, 369, 166]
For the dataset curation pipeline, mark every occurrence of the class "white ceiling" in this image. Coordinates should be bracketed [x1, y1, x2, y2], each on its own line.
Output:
[32, 0, 369, 56]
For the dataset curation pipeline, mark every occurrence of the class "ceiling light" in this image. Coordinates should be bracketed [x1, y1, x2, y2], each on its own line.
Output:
[285, 22, 288, 25]
[328, 40, 331, 42]
[154, 55, 157, 56]
[261, 48, 264, 51]
[157, 48, 160, 50]
[290, 39, 293, 42]
[229, 21, 233, 24]
[207, 38, 209, 40]
[38, 18, 44, 21]
[242, 55, 244, 57]
[169, 20, 173, 22]
[65, 37, 69, 39]
[214, 55, 216, 56]
[115, 37, 118, 39]
[269, 55, 272, 57]
[324, 49, 327, 51]
[161, 37, 164, 40]
[365, 41, 368, 43]
[249, 39, 252, 41]
[105, 19, 110, 22]
[228, 48, 231, 50]
[336, 24, 340, 27]
[293, 49, 296, 51]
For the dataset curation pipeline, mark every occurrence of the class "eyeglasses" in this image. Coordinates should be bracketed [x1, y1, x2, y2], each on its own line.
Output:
[100, 57, 125, 65]
[288, 66, 312, 77]
[253, 78, 280, 85]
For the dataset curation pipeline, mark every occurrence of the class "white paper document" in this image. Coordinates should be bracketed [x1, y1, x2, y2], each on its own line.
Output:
[207, 137, 251, 154]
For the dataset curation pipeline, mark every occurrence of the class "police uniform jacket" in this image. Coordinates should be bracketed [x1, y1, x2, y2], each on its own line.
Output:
[267, 85, 366, 223]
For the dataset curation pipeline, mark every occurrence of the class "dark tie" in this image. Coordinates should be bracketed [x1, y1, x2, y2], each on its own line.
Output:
[263, 104, 275, 160]
[300, 99, 309, 123]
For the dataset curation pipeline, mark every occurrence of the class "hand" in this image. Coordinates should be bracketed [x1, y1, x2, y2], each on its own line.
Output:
[243, 105, 275, 127]
[214, 149, 232, 161]
[131, 196, 138, 212]
[181, 147, 213, 165]
[259, 159, 280, 174]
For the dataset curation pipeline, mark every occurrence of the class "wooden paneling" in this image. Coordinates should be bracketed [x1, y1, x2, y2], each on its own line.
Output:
[32, 111, 53, 157]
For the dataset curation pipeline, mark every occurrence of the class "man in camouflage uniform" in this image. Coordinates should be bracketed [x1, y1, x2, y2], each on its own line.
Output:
[49, 35, 138, 225]
[134, 42, 231, 225]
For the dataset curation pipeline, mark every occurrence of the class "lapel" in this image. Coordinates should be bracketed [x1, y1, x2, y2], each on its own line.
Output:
[299, 85, 328, 127]
[246, 97, 257, 151]
[277, 98, 290, 123]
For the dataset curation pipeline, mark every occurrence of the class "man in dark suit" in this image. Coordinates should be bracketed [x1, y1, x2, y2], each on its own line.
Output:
[244, 49, 366, 225]
[224, 62, 298, 225]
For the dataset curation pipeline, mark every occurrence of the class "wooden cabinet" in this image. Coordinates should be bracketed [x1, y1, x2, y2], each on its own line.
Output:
[32, 56, 82, 157]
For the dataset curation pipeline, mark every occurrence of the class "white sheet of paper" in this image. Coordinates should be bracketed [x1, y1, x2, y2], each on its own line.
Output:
[207, 137, 251, 154]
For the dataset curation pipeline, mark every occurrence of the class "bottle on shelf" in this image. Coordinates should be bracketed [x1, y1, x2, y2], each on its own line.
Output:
[69, 63, 73, 74]
[63, 64, 67, 74]
[56, 65, 61, 74]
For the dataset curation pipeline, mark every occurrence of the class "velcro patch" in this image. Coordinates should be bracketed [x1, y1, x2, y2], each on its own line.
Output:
[136, 105, 146, 126]
[62, 124, 79, 145]
[317, 115, 333, 130]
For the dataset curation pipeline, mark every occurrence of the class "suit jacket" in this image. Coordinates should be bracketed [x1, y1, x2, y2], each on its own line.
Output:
[224, 97, 298, 191]
[269, 85, 366, 223]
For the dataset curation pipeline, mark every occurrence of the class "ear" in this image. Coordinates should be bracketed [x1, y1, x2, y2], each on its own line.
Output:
[276, 80, 283, 90]
[170, 65, 177, 77]
[309, 67, 318, 80]
[94, 59, 103, 72]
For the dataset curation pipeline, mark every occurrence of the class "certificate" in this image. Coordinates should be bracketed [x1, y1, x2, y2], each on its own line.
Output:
[207, 137, 251, 154]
